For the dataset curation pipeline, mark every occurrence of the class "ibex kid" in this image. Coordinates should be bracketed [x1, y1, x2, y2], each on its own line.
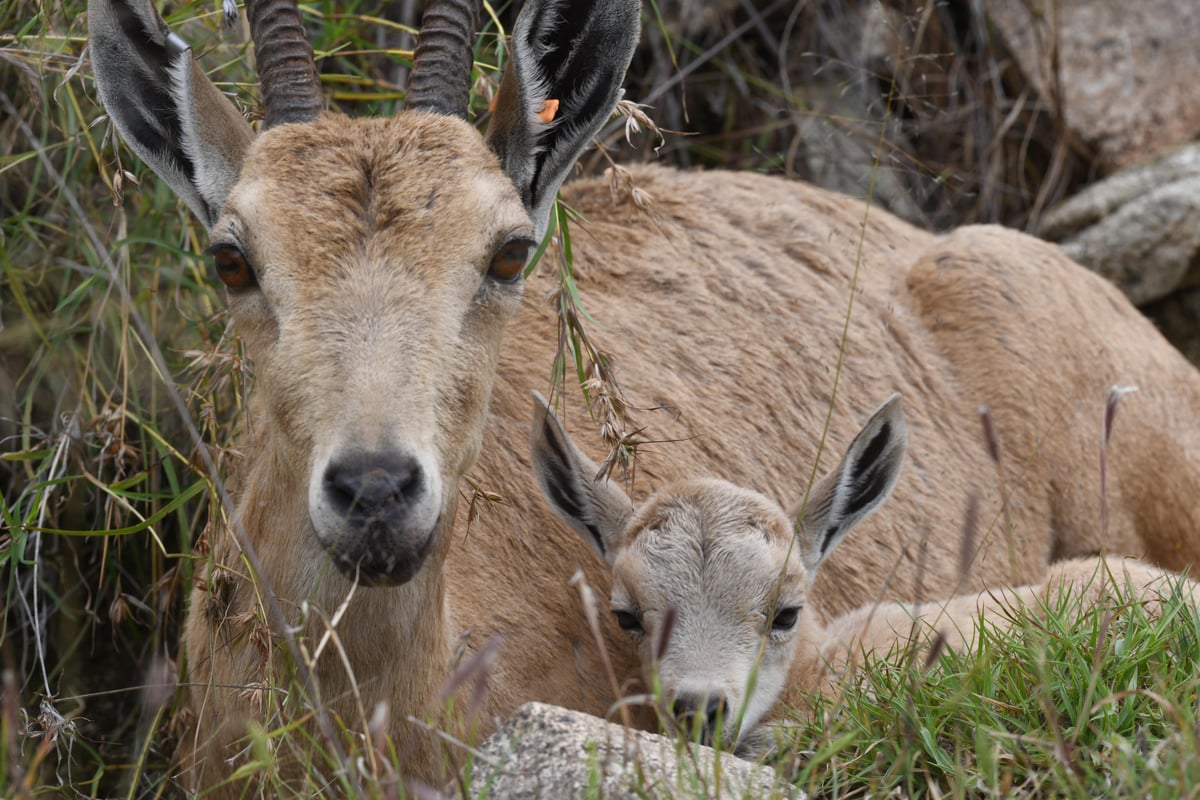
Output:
[530, 392, 1200, 753]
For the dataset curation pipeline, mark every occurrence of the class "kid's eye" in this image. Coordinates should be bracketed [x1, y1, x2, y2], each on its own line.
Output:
[771, 606, 800, 631]
[613, 609, 643, 634]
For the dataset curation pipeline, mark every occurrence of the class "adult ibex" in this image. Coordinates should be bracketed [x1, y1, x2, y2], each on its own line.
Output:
[531, 392, 1200, 754]
[88, 0, 1200, 792]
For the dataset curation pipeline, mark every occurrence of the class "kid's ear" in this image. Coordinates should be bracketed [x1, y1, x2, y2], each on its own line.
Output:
[795, 394, 908, 576]
[529, 391, 633, 564]
[485, 0, 640, 237]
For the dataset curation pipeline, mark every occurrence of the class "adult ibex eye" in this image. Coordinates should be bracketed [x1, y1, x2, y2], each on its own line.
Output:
[209, 245, 257, 291]
[771, 606, 800, 632]
[612, 609, 643, 634]
[487, 238, 534, 282]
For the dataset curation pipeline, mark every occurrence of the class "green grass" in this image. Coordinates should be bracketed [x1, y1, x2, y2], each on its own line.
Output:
[2, 0, 1196, 798]
[3, 1, 257, 794]
[785, 578, 1200, 798]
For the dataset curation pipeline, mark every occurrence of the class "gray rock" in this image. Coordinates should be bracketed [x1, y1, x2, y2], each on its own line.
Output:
[987, 0, 1200, 172]
[466, 702, 798, 799]
[799, 83, 930, 230]
[1059, 179, 1200, 306]
[1039, 146, 1200, 306]
[1040, 147, 1200, 241]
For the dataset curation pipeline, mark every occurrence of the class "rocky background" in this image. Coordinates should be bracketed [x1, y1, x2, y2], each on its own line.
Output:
[578, 0, 1200, 363]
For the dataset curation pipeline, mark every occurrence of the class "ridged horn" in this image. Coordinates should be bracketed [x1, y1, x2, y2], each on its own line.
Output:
[247, 0, 324, 128]
[406, 0, 479, 119]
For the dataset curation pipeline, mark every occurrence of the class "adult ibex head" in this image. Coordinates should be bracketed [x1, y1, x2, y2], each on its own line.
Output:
[89, 0, 640, 586]
[530, 391, 909, 748]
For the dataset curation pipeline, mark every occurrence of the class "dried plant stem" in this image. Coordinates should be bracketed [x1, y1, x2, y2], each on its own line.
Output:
[1100, 385, 1137, 547]
[547, 205, 643, 482]
[569, 570, 633, 732]
[979, 405, 1020, 585]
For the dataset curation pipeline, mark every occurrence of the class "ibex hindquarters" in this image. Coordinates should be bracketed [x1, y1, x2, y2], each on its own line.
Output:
[907, 226, 1200, 574]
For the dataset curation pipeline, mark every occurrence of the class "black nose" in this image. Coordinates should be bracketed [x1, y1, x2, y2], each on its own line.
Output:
[323, 451, 424, 516]
[671, 693, 729, 739]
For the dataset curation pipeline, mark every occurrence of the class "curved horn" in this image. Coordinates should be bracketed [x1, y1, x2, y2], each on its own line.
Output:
[406, 0, 479, 118]
[247, 0, 324, 127]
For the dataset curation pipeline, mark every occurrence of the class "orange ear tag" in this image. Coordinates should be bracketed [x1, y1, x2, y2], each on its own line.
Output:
[488, 93, 499, 113]
[537, 99, 560, 123]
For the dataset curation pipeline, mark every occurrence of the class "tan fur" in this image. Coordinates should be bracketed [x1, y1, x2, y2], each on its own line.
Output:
[179, 122, 1200, 789]
[123, 100, 1200, 795]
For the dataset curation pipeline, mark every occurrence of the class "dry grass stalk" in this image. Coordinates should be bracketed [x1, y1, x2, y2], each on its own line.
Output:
[979, 404, 1020, 584]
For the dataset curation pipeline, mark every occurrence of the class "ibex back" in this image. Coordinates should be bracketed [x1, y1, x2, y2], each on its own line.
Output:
[88, 0, 1200, 792]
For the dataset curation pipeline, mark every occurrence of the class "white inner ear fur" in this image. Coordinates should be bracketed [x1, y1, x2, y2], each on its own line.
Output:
[166, 54, 247, 226]
[510, 27, 556, 138]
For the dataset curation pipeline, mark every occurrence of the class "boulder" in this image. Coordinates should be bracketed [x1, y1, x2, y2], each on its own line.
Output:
[986, 0, 1200, 172]
[467, 702, 798, 799]
[1039, 145, 1200, 306]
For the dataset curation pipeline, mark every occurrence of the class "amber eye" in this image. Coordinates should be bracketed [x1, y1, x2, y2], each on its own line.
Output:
[487, 238, 534, 282]
[210, 245, 257, 290]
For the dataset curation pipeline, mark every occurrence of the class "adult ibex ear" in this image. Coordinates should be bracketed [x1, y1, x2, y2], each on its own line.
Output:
[529, 391, 633, 565]
[795, 394, 908, 576]
[486, 0, 640, 237]
[89, 0, 254, 229]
